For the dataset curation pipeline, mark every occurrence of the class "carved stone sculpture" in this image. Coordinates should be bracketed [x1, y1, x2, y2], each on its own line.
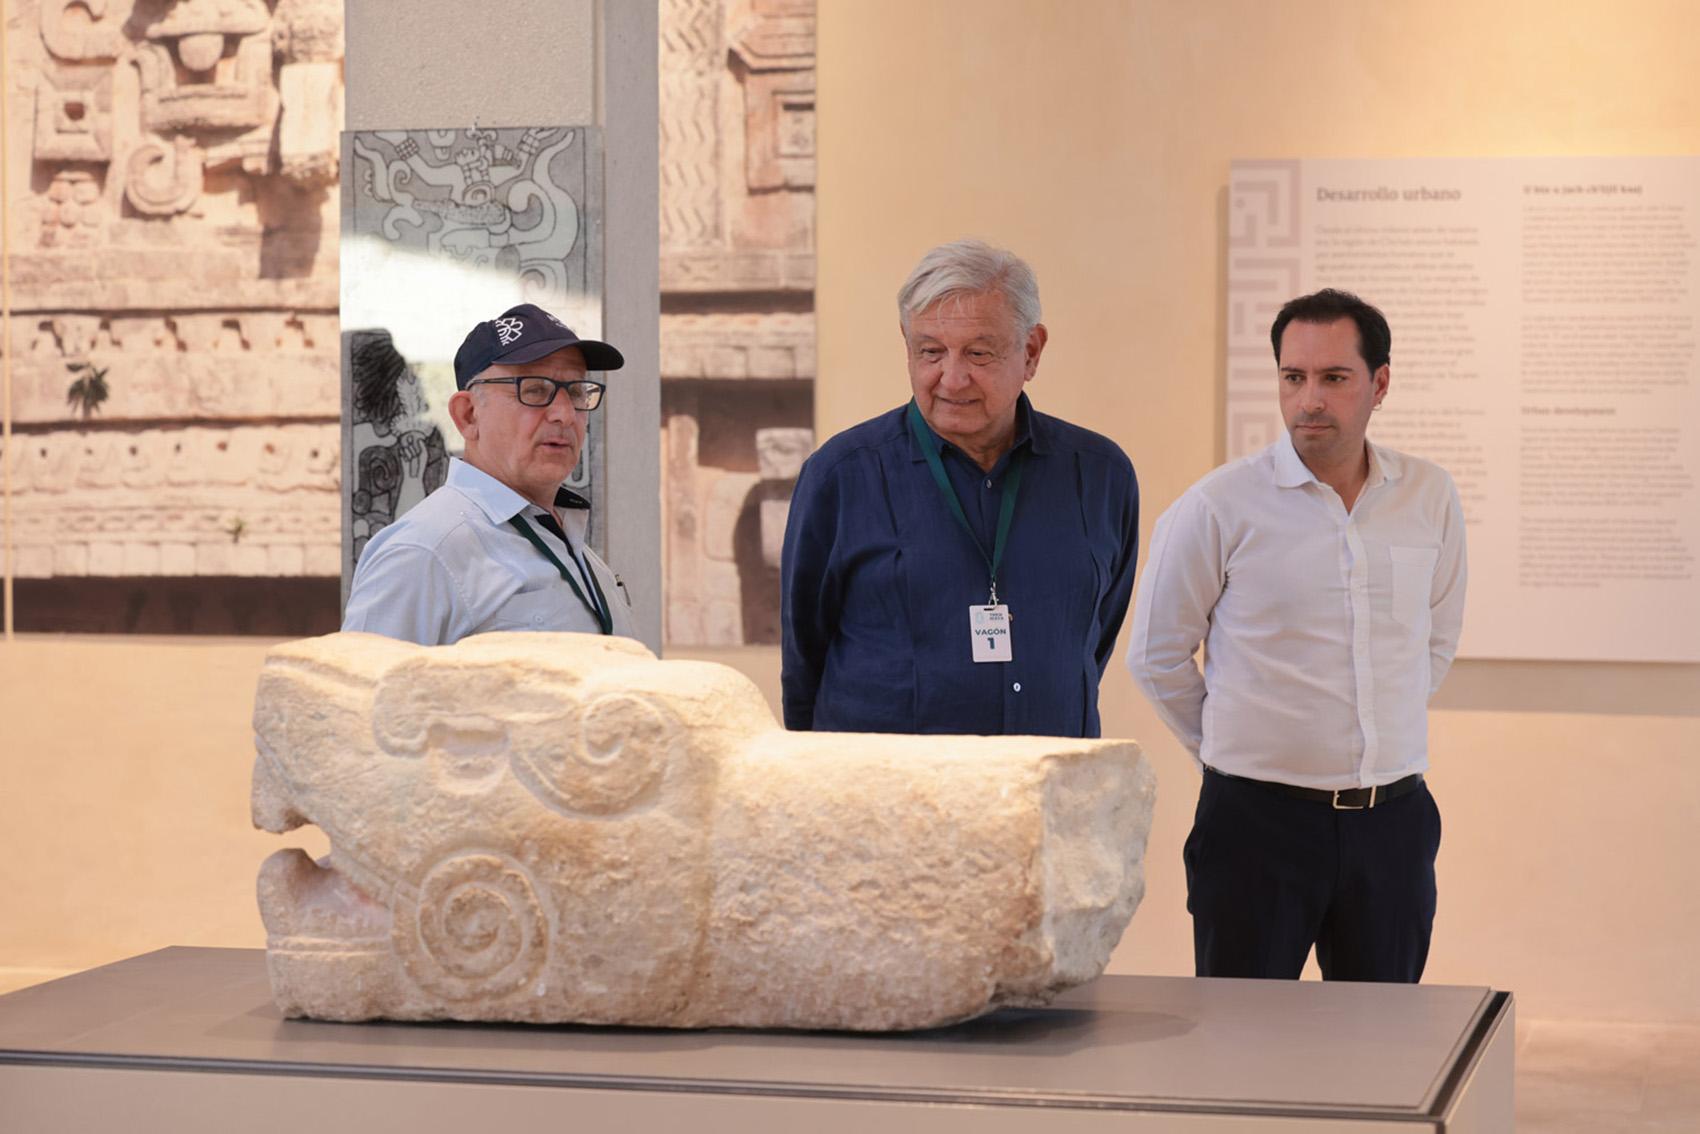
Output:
[40, 0, 130, 62]
[252, 632, 1156, 1030]
[274, 0, 344, 186]
[33, 67, 114, 163]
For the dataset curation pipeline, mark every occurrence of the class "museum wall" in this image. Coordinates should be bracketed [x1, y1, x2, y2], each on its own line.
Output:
[814, 0, 1700, 1024]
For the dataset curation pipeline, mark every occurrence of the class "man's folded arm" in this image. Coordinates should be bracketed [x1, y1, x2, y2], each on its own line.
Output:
[1092, 462, 1141, 676]
[1124, 493, 1224, 755]
[1428, 476, 1468, 699]
[779, 458, 840, 730]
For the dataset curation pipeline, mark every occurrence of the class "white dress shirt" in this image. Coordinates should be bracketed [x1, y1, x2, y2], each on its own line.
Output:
[1126, 433, 1466, 790]
[343, 458, 635, 646]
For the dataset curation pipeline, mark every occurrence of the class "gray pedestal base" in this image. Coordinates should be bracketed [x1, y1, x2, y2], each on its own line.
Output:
[0, 947, 1512, 1131]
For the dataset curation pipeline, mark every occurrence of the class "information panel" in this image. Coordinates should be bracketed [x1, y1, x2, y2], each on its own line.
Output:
[1227, 157, 1700, 662]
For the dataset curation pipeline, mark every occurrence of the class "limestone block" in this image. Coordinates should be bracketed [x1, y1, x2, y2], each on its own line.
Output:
[11, 348, 340, 424]
[87, 541, 124, 575]
[756, 426, 812, 480]
[729, 6, 816, 191]
[33, 68, 114, 163]
[54, 542, 88, 575]
[665, 600, 703, 644]
[232, 542, 273, 576]
[705, 345, 750, 379]
[302, 542, 341, 576]
[747, 345, 796, 379]
[38, 170, 106, 248]
[701, 597, 742, 643]
[197, 540, 239, 575]
[40, 0, 132, 61]
[16, 544, 56, 578]
[121, 542, 161, 575]
[660, 311, 816, 381]
[134, 5, 276, 135]
[703, 470, 760, 560]
[277, 62, 342, 186]
[660, 248, 814, 294]
[160, 543, 197, 575]
[252, 633, 1156, 1030]
[268, 544, 306, 576]
[758, 496, 789, 569]
[124, 135, 205, 217]
[273, 0, 343, 62]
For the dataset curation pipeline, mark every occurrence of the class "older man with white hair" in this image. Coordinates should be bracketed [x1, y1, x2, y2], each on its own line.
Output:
[780, 239, 1139, 737]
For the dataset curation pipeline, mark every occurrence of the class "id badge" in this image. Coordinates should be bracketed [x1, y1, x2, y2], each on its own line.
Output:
[970, 604, 1013, 663]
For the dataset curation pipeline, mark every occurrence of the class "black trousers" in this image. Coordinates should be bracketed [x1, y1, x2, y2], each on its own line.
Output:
[1184, 768, 1442, 982]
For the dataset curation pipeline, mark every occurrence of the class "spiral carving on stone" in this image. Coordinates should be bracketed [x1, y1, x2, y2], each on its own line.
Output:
[395, 852, 549, 1002]
[125, 136, 205, 216]
[509, 692, 678, 817]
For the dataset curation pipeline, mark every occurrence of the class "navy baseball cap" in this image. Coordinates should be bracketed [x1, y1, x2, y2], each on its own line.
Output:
[453, 303, 625, 389]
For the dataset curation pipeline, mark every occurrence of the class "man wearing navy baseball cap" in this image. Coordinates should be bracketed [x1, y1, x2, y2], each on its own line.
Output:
[343, 302, 637, 645]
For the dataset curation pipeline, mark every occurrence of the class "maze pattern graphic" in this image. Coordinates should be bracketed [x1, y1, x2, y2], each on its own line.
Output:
[1226, 161, 1305, 459]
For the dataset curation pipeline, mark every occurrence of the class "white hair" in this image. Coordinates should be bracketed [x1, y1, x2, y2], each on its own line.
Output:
[896, 239, 1042, 336]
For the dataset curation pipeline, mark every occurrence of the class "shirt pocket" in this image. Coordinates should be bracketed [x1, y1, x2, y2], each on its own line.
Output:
[1389, 545, 1439, 629]
[484, 586, 566, 633]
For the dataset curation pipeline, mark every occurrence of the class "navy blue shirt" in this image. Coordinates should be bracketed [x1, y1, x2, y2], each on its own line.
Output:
[781, 395, 1139, 737]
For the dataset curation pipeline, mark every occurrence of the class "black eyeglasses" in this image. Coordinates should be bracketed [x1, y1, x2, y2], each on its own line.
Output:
[466, 376, 606, 410]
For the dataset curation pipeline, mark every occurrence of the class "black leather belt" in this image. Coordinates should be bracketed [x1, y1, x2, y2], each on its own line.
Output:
[1206, 766, 1424, 811]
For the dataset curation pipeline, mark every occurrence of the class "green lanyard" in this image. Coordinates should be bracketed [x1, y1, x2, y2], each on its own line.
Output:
[906, 400, 1026, 605]
[508, 514, 614, 635]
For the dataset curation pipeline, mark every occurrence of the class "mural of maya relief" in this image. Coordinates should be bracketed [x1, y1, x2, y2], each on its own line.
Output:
[3, 0, 345, 632]
[659, 0, 818, 646]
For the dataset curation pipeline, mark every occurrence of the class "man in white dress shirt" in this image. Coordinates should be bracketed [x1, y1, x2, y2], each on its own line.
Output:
[342, 303, 636, 645]
[1126, 289, 1466, 983]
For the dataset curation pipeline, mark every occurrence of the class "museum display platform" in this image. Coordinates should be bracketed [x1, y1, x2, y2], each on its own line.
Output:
[0, 947, 1512, 1132]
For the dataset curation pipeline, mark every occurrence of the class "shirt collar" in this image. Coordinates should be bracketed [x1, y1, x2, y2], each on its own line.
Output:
[1366, 438, 1401, 486]
[907, 392, 1044, 463]
[1270, 430, 1402, 489]
[447, 457, 590, 523]
[1270, 430, 1317, 488]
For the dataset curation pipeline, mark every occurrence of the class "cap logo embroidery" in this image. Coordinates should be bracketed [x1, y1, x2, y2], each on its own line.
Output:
[494, 316, 525, 345]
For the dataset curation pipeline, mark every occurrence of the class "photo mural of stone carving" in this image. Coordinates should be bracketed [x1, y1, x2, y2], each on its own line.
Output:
[660, 0, 816, 646]
[339, 126, 604, 595]
[253, 632, 1157, 1028]
[343, 331, 449, 580]
[2, 0, 345, 633]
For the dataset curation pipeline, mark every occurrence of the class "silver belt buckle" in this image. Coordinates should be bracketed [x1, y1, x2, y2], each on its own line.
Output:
[1332, 785, 1378, 811]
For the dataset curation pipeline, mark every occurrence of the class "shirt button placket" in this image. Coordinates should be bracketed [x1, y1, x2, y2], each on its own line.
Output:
[1344, 518, 1378, 783]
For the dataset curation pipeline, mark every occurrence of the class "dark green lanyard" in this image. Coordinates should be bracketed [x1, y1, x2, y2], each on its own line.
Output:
[906, 400, 1026, 604]
[508, 514, 613, 635]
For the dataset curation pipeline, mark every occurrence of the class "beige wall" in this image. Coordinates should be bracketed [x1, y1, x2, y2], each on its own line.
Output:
[816, 0, 1700, 1022]
[0, 639, 328, 989]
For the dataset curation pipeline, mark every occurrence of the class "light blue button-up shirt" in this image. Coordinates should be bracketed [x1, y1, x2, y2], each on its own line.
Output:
[342, 458, 635, 645]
